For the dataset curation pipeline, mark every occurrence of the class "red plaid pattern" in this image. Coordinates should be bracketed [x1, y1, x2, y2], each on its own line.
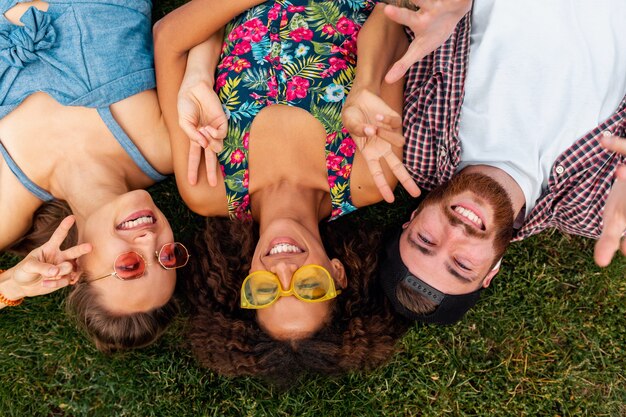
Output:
[403, 14, 626, 241]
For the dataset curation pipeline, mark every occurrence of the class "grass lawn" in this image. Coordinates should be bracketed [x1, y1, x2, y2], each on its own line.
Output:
[1, 1, 625, 415]
[1, 178, 624, 416]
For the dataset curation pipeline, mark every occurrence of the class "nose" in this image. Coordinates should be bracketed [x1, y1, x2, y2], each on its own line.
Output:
[270, 262, 298, 290]
[132, 231, 158, 249]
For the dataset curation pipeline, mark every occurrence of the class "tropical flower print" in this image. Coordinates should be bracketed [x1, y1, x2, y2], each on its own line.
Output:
[336, 17, 356, 35]
[233, 41, 252, 55]
[289, 27, 314, 42]
[339, 137, 356, 157]
[295, 44, 309, 57]
[230, 149, 245, 165]
[286, 76, 310, 100]
[324, 83, 345, 102]
[321, 24, 336, 36]
[216, 0, 376, 221]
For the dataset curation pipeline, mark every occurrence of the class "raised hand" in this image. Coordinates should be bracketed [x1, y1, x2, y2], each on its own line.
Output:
[595, 134, 626, 266]
[342, 88, 421, 202]
[178, 78, 228, 186]
[6, 216, 92, 299]
[594, 165, 626, 267]
[383, 0, 472, 84]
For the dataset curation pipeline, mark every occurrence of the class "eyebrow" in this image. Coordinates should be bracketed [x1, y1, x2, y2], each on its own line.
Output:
[408, 235, 474, 283]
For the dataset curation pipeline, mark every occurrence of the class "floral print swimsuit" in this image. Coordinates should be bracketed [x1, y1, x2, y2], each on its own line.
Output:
[216, 0, 377, 220]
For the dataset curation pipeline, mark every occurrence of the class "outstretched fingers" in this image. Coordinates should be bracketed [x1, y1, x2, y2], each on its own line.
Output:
[382, 150, 421, 197]
[187, 142, 203, 185]
[204, 146, 219, 187]
[366, 153, 396, 203]
[594, 165, 626, 267]
[46, 216, 77, 249]
[60, 242, 92, 263]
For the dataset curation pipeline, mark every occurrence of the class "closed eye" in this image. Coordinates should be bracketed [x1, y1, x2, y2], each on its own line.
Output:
[455, 258, 472, 271]
[418, 233, 434, 245]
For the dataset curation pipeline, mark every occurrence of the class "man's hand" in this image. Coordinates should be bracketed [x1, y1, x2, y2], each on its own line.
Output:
[594, 165, 626, 267]
[178, 77, 228, 186]
[383, 0, 472, 84]
[595, 134, 626, 266]
[7, 216, 92, 298]
[342, 88, 421, 202]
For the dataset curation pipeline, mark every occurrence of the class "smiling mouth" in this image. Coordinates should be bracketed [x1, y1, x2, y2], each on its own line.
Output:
[116, 211, 157, 230]
[267, 242, 304, 256]
[451, 205, 485, 231]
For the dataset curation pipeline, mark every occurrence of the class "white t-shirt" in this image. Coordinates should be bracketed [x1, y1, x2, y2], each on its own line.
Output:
[458, 0, 626, 217]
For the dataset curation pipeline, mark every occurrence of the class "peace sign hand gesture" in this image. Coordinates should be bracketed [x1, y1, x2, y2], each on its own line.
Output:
[4, 216, 92, 299]
[342, 87, 421, 202]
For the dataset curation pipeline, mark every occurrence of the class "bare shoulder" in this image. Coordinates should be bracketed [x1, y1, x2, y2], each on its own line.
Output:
[0, 170, 41, 250]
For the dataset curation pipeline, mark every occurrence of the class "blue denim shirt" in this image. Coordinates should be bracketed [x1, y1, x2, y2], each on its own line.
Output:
[0, 0, 156, 117]
[0, 0, 166, 200]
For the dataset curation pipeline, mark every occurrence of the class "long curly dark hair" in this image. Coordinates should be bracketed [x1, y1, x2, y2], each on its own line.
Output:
[182, 216, 409, 385]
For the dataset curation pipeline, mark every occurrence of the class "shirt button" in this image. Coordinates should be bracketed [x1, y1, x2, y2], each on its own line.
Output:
[602, 130, 612, 137]
[555, 165, 565, 175]
[271, 27, 278, 34]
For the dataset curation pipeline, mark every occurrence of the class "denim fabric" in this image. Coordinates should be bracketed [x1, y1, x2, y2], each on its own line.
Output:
[0, 0, 155, 116]
[0, 0, 166, 200]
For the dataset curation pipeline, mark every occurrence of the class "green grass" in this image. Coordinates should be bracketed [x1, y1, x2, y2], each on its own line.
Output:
[1, 178, 624, 416]
[1, 1, 625, 414]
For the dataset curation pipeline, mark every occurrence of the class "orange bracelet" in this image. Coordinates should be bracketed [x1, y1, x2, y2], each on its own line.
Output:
[0, 269, 24, 307]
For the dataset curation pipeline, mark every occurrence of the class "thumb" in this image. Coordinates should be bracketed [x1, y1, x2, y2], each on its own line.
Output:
[594, 235, 618, 267]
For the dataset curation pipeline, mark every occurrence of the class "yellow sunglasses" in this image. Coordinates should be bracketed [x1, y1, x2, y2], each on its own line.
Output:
[240, 264, 342, 309]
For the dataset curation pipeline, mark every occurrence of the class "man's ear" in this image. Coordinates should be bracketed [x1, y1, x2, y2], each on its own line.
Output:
[482, 259, 502, 288]
[402, 209, 419, 229]
[330, 258, 347, 289]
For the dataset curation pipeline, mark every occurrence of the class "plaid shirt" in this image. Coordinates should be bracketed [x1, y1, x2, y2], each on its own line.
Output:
[403, 14, 626, 241]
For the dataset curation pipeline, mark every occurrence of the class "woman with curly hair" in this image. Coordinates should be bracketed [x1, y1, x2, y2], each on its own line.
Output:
[155, 0, 419, 378]
[182, 217, 408, 383]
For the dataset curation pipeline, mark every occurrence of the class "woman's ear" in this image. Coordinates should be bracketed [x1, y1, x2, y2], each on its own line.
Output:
[330, 258, 347, 289]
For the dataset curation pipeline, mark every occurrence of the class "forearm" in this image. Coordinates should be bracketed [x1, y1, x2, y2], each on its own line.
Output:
[153, 0, 265, 58]
[353, 4, 408, 92]
[184, 36, 223, 85]
[155, 34, 221, 174]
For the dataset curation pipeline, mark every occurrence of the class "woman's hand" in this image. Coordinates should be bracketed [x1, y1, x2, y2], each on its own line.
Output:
[342, 88, 421, 202]
[1, 216, 92, 301]
[178, 76, 228, 186]
[595, 134, 626, 266]
[383, 0, 472, 84]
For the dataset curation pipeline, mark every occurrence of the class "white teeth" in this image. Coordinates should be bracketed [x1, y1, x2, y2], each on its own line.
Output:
[454, 206, 483, 228]
[269, 243, 303, 255]
[119, 216, 155, 230]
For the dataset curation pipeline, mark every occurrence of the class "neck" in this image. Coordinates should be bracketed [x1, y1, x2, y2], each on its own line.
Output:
[253, 183, 327, 234]
[461, 164, 526, 219]
[53, 166, 130, 223]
